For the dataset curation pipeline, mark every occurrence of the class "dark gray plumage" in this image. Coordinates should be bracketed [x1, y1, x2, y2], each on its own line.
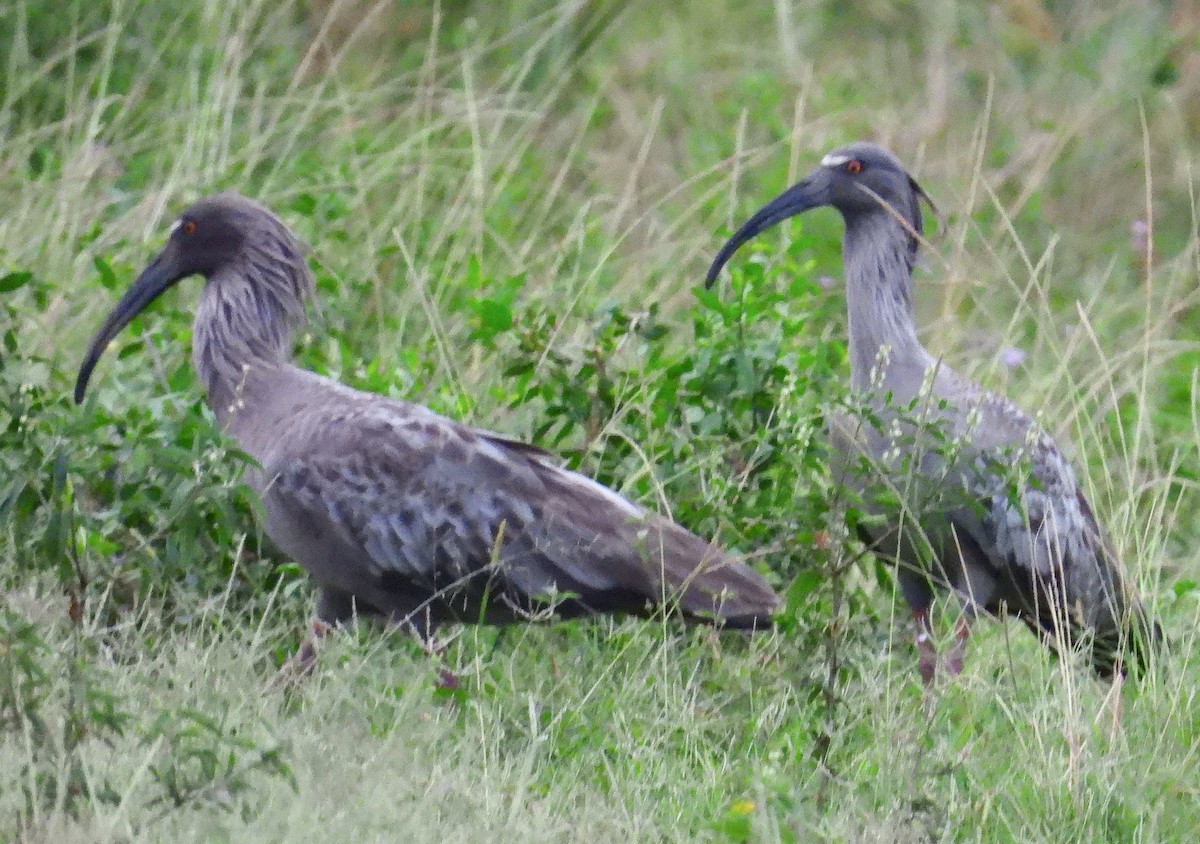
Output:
[76, 192, 780, 649]
[706, 142, 1158, 681]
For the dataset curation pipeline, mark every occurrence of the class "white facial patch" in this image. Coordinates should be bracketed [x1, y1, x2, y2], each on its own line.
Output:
[821, 153, 851, 167]
[168, 219, 182, 235]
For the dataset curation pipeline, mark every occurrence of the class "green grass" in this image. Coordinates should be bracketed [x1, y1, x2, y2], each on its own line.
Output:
[2, 0, 1199, 840]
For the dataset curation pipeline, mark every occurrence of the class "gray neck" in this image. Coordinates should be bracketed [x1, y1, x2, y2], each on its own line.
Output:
[841, 210, 932, 394]
[191, 267, 296, 422]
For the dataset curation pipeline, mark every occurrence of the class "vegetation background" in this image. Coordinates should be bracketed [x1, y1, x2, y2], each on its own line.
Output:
[1, 0, 1198, 840]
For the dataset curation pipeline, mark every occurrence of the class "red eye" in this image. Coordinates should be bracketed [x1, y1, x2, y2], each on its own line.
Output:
[845, 160, 863, 175]
[181, 220, 197, 234]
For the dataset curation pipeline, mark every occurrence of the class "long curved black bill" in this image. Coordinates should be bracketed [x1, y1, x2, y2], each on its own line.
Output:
[74, 251, 182, 404]
[704, 171, 831, 288]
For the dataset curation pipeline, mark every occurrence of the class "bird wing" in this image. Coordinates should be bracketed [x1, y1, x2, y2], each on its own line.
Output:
[837, 383, 1150, 671]
[943, 389, 1124, 617]
[942, 424, 1153, 673]
[262, 397, 777, 626]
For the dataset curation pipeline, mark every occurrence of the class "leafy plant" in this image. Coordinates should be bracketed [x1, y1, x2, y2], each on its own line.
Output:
[0, 261, 290, 625]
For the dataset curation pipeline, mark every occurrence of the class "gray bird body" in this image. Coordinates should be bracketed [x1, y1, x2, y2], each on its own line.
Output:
[76, 193, 780, 635]
[707, 142, 1156, 676]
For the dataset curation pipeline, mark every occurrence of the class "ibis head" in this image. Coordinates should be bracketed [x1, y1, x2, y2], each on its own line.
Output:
[75, 193, 311, 404]
[705, 141, 933, 287]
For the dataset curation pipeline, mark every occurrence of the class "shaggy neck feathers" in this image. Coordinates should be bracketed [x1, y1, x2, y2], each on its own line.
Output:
[191, 224, 313, 416]
[841, 209, 931, 392]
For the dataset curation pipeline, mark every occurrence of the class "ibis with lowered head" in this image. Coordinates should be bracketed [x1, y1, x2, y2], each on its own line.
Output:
[75, 193, 781, 667]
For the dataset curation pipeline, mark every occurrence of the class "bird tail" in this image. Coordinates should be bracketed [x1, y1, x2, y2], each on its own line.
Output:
[1091, 599, 1162, 679]
[651, 519, 781, 630]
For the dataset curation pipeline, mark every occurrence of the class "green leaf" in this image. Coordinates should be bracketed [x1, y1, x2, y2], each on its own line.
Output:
[93, 257, 118, 291]
[290, 192, 317, 215]
[0, 271, 32, 293]
[470, 298, 513, 342]
[786, 569, 824, 605]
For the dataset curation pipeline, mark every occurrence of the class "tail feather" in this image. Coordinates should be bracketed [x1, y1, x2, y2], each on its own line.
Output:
[530, 453, 779, 628]
[651, 519, 781, 629]
[1089, 601, 1162, 678]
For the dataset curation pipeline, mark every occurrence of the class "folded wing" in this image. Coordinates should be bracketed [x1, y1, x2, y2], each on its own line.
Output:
[262, 399, 779, 629]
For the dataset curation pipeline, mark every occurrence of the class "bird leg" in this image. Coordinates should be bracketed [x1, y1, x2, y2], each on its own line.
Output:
[269, 618, 333, 690]
[943, 547, 993, 678]
[270, 588, 362, 690]
[944, 603, 979, 676]
[414, 622, 462, 693]
[913, 608, 937, 686]
[395, 605, 462, 693]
